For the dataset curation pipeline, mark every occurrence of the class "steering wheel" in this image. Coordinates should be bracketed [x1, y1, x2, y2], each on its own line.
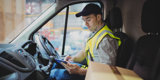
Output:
[34, 34, 60, 60]
[21, 40, 55, 76]
[21, 40, 37, 56]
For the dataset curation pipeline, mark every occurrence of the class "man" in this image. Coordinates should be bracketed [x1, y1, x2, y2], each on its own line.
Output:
[49, 3, 121, 80]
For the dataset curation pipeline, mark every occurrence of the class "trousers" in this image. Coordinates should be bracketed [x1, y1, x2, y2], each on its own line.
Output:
[48, 62, 85, 80]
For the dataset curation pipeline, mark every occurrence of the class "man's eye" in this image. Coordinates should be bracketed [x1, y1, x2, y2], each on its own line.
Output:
[82, 19, 86, 22]
[86, 18, 91, 22]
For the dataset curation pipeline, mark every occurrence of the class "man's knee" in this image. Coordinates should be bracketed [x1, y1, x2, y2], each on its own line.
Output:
[49, 69, 70, 80]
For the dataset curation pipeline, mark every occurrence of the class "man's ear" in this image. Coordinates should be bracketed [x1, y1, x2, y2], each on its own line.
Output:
[97, 14, 102, 21]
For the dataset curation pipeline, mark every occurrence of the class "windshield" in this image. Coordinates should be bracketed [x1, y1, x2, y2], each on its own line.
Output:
[0, 0, 56, 43]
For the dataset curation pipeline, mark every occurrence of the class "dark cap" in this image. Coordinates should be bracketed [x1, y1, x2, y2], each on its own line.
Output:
[76, 4, 102, 17]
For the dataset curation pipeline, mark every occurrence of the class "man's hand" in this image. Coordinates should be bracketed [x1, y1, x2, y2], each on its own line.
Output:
[64, 49, 86, 63]
[61, 62, 86, 75]
[66, 63, 81, 74]
[64, 55, 73, 62]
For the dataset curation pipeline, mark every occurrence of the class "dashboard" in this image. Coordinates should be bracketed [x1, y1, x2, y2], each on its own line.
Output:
[0, 39, 58, 80]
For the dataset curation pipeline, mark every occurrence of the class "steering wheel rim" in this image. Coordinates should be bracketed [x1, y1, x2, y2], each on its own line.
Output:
[21, 40, 53, 76]
[21, 40, 37, 56]
[34, 34, 60, 60]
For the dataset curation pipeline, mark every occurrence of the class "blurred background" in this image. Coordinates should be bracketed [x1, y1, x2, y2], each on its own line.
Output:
[0, 0, 55, 43]
[0, 0, 92, 55]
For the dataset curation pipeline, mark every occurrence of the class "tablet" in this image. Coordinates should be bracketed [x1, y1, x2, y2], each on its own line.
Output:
[54, 59, 67, 68]
[55, 59, 67, 64]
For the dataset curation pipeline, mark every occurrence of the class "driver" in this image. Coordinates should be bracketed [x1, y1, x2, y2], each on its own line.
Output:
[49, 3, 121, 80]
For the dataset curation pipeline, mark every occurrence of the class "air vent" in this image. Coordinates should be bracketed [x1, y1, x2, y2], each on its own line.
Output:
[0, 51, 26, 68]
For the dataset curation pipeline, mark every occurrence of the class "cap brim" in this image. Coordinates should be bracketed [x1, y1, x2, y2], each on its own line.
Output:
[75, 12, 82, 17]
[75, 11, 90, 17]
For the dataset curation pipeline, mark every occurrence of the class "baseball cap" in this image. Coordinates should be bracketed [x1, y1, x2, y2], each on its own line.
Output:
[76, 4, 102, 17]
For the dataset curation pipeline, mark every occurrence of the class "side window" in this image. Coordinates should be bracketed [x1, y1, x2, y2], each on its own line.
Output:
[64, 3, 101, 55]
[37, 2, 101, 56]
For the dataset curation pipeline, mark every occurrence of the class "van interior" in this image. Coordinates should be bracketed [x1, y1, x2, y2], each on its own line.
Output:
[0, 0, 158, 80]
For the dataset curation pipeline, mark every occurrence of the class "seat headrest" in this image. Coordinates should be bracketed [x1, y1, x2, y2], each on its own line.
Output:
[141, 0, 158, 33]
[109, 7, 123, 29]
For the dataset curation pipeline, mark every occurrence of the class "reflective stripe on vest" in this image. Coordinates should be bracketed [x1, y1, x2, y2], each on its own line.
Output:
[85, 25, 121, 65]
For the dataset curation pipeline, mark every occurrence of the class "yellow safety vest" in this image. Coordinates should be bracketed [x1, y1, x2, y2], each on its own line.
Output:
[85, 25, 121, 65]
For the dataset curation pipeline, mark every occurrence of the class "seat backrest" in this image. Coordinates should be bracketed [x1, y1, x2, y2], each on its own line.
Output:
[106, 7, 134, 68]
[127, 0, 160, 79]
[150, 48, 160, 80]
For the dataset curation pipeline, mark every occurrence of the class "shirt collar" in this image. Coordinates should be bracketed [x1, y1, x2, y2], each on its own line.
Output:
[89, 23, 105, 38]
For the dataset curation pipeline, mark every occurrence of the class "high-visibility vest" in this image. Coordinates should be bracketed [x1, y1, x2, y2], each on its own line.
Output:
[85, 25, 121, 65]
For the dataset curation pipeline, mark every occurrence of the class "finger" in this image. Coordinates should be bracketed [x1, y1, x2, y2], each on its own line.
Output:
[66, 62, 73, 67]
[61, 62, 71, 70]
[61, 62, 72, 74]
[64, 55, 71, 61]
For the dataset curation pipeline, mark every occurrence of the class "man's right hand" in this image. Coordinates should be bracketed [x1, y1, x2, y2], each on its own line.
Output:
[64, 55, 73, 62]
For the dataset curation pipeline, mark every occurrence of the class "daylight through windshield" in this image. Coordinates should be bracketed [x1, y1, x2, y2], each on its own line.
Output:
[0, 0, 55, 43]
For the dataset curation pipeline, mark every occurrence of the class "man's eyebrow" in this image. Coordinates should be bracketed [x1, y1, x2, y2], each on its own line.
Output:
[82, 16, 90, 20]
